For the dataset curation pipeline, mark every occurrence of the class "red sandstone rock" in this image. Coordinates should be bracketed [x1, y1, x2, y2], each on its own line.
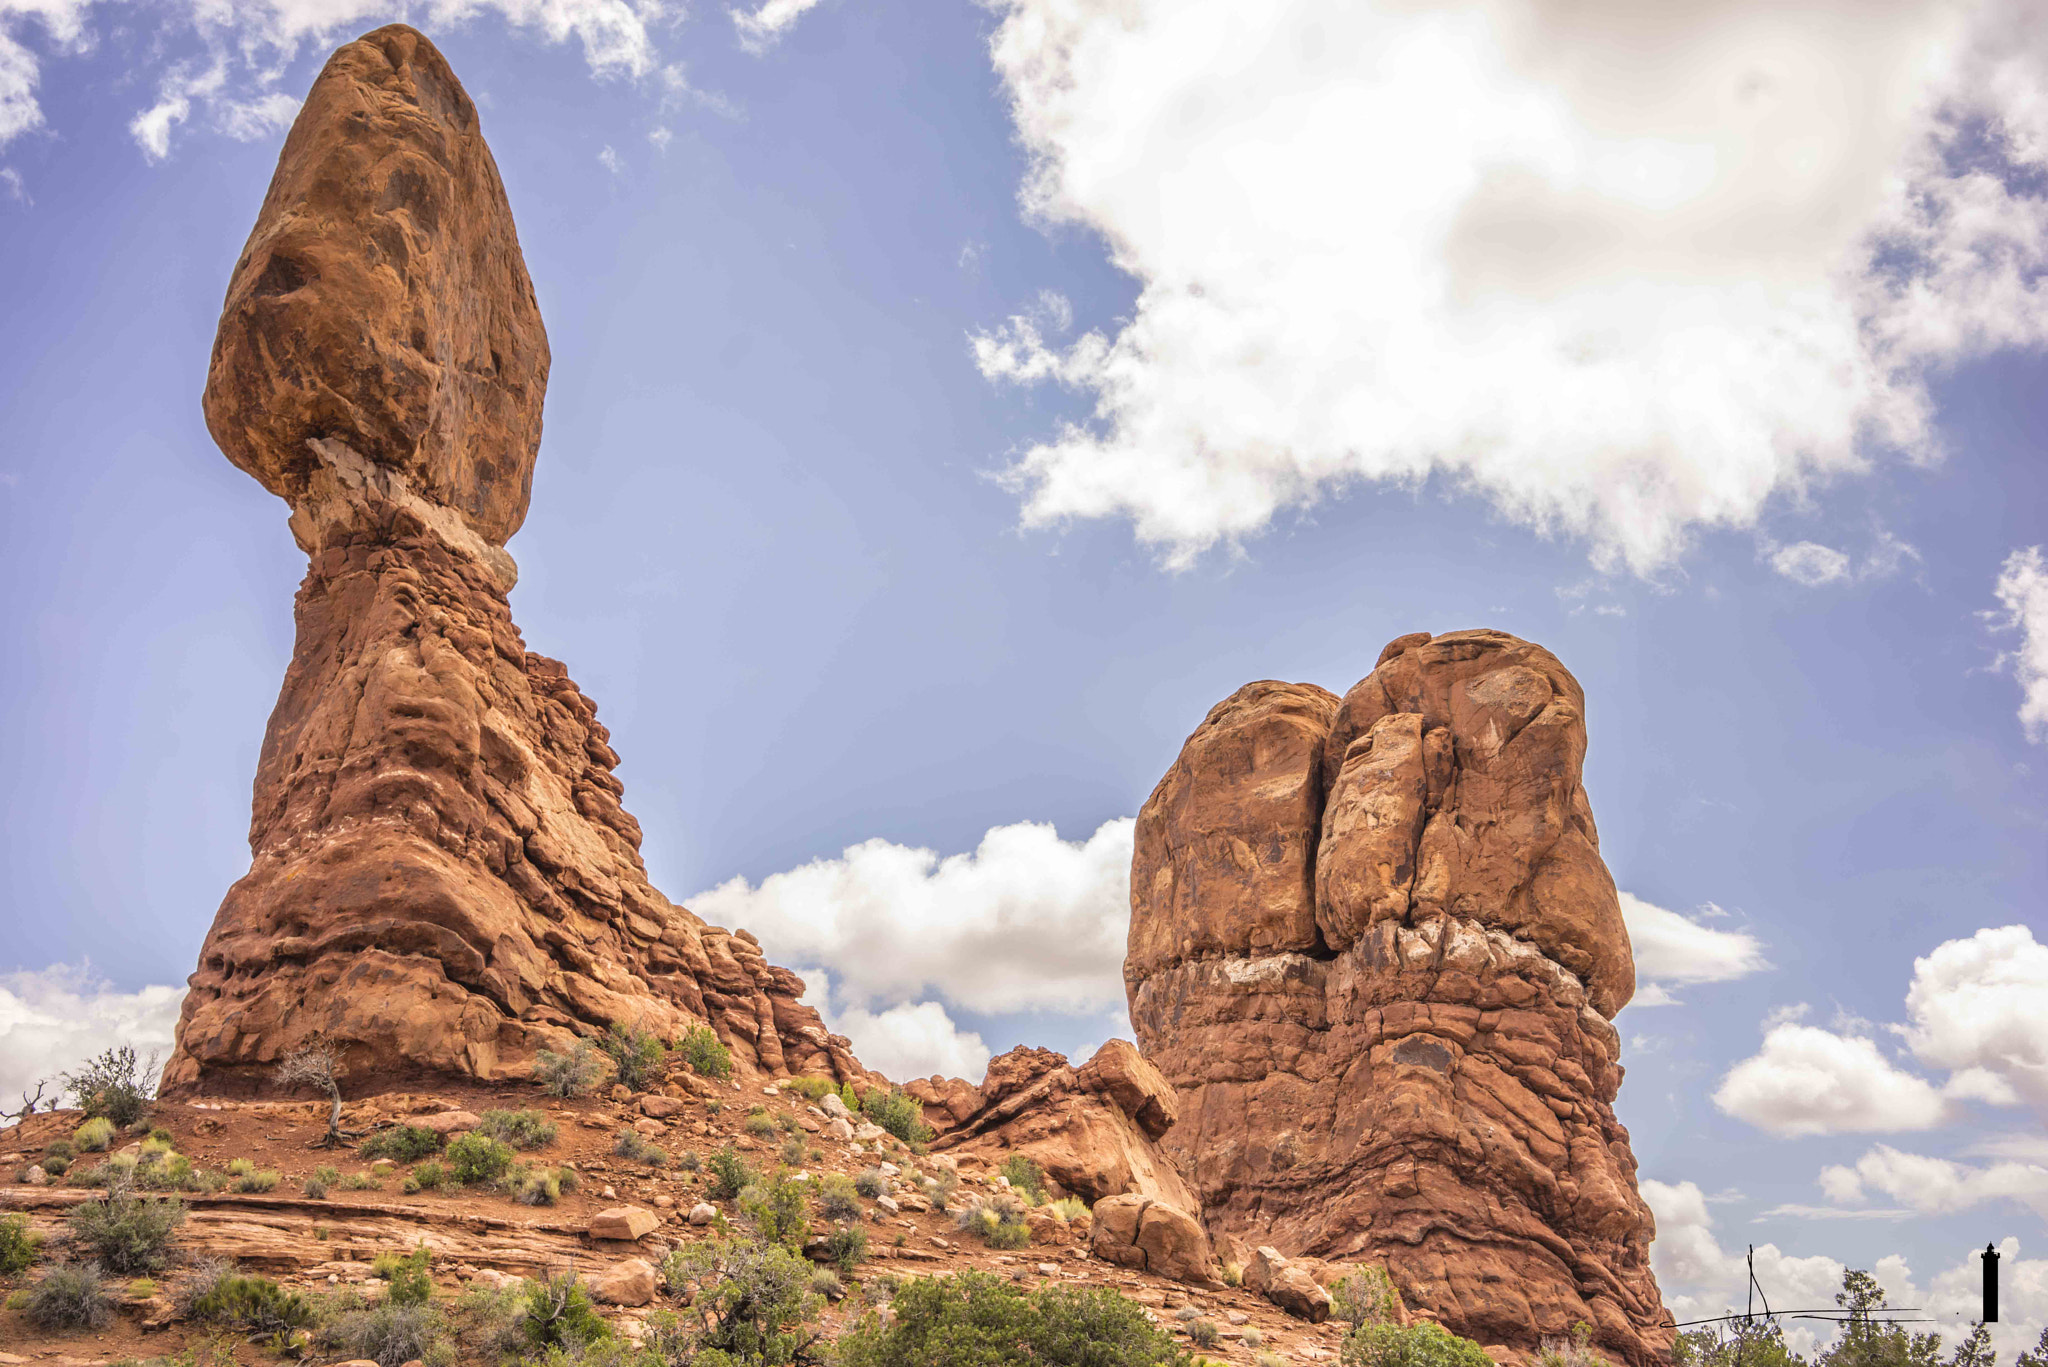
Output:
[163, 25, 867, 1099]
[1128, 630, 1671, 1365]
[1089, 1194, 1218, 1287]
[1246, 1246, 1333, 1322]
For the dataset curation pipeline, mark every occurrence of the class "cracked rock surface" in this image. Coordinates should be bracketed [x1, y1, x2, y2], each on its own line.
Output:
[1127, 629, 1672, 1365]
[165, 24, 866, 1097]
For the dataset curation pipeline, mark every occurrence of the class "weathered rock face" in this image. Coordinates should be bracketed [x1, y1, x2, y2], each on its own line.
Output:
[164, 25, 863, 1097]
[912, 1042, 1201, 1213]
[1128, 630, 1671, 1365]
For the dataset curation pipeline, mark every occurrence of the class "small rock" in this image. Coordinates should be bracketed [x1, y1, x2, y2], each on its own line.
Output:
[640, 1095, 688, 1119]
[653, 1195, 674, 1209]
[589, 1206, 660, 1241]
[470, 1269, 523, 1290]
[632, 1116, 665, 1137]
[820, 1094, 851, 1120]
[877, 1161, 900, 1177]
[603, 1185, 618, 1199]
[21, 1164, 47, 1186]
[853, 1122, 887, 1142]
[763, 1085, 780, 1097]
[418, 1110, 482, 1135]
[588, 1257, 658, 1307]
[611, 1084, 634, 1104]
[1228, 1312, 1250, 1325]
[688, 1202, 717, 1225]
[876, 1195, 899, 1214]
[825, 1117, 854, 1141]
[1037, 1263, 1061, 1277]
[930, 1236, 952, 1250]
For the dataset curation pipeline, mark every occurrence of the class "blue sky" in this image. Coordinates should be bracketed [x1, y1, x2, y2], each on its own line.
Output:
[2, 0, 2045, 1351]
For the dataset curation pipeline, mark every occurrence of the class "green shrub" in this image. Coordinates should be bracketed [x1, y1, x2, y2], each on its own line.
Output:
[1000, 1154, 1046, 1201]
[188, 1271, 314, 1341]
[361, 1125, 444, 1163]
[477, 1108, 557, 1150]
[745, 1112, 777, 1139]
[1221, 1262, 1243, 1288]
[614, 1128, 669, 1167]
[1048, 1196, 1089, 1222]
[445, 1132, 515, 1186]
[780, 1134, 807, 1165]
[706, 1145, 755, 1201]
[517, 1168, 568, 1206]
[854, 1167, 890, 1199]
[1243, 1327, 1264, 1349]
[341, 1170, 384, 1191]
[412, 1160, 450, 1191]
[38, 1154, 70, 1177]
[305, 1175, 330, 1199]
[741, 1174, 811, 1251]
[660, 1236, 822, 1366]
[776, 1111, 800, 1133]
[523, 1270, 611, 1349]
[824, 1224, 868, 1275]
[62, 1045, 156, 1128]
[678, 1150, 703, 1173]
[377, 1246, 434, 1307]
[859, 1087, 933, 1144]
[23, 1262, 115, 1330]
[837, 1271, 1187, 1367]
[1342, 1321, 1497, 1367]
[67, 1190, 185, 1273]
[0, 1213, 41, 1273]
[44, 1137, 74, 1163]
[781, 1076, 834, 1101]
[134, 1149, 201, 1192]
[811, 1268, 846, 1301]
[1190, 1319, 1220, 1348]
[322, 1296, 443, 1366]
[225, 1157, 255, 1177]
[535, 1040, 606, 1098]
[956, 1195, 1030, 1249]
[1333, 1266, 1403, 1326]
[73, 1116, 116, 1152]
[601, 1023, 668, 1092]
[678, 1024, 733, 1080]
[815, 1174, 862, 1222]
[232, 1168, 280, 1193]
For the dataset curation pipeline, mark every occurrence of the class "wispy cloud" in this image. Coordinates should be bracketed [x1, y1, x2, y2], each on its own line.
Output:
[732, 0, 825, 55]
[1992, 546, 2048, 742]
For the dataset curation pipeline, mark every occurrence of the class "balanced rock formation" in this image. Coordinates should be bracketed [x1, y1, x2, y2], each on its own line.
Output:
[164, 26, 864, 1095]
[1128, 630, 1671, 1364]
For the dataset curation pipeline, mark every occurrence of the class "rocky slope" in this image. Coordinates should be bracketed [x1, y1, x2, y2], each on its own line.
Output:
[164, 25, 870, 1097]
[1127, 630, 1673, 1365]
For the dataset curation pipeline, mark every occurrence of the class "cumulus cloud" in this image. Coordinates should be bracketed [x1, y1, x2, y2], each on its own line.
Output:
[1713, 1022, 1948, 1137]
[731, 0, 824, 54]
[1767, 541, 1852, 587]
[3, 0, 823, 159]
[598, 143, 623, 174]
[1817, 1143, 2048, 1219]
[977, 0, 2048, 574]
[0, 963, 185, 1112]
[688, 817, 1135, 1020]
[799, 969, 990, 1084]
[1993, 547, 2048, 743]
[1619, 892, 1768, 1002]
[1897, 923, 2048, 1112]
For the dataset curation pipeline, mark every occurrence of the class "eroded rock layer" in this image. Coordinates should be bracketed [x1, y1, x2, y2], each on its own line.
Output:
[165, 25, 862, 1095]
[1128, 630, 1671, 1365]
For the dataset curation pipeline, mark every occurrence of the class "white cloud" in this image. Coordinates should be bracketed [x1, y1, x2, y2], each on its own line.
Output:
[2, 0, 823, 158]
[731, 0, 823, 55]
[0, 963, 185, 1113]
[1767, 541, 1852, 587]
[1713, 1023, 1948, 1137]
[647, 125, 671, 151]
[598, 142, 622, 174]
[1993, 546, 2048, 743]
[1817, 1144, 2048, 1219]
[978, 0, 2048, 574]
[1897, 923, 2048, 1112]
[799, 969, 990, 1084]
[0, 164, 24, 203]
[688, 817, 1135, 1019]
[1619, 891, 1769, 1001]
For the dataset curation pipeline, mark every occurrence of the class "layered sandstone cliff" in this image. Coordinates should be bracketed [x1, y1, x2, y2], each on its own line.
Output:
[1128, 630, 1672, 1364]
[164, 26, 865, 1095]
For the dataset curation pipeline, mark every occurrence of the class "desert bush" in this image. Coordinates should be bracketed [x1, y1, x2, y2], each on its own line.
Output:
[24, 1262, 115, 1330]
[67, 1189, 184, 1273]
[815, 1174, 863, 1222]
[1048, 1196, 1089, 1222]
[445, 1132, 515, 1186]
[1342, 1321, 1496, 1367]
[678, 1150, 703, 1173]
[225, 1157, 255, 1177]
[601, 1023, 668, 1092]
[62, 1045, 156, 1128]
[782, 1076, 834, 1101]
[361, 1125, 444, 1163]
[1000, 1153, 1046, 1201]
[73, 1116, 116, 1152]
[1221, 1262, 1244, 1288]
[927, 1167, 960, 1212]
[775, 1111, 801, 1133]
[1189, 1318, 1220, 1348]
[858, 1087, 932, 1144]
[517, 1167, 579, 1207]
[1535, 1323, 1612, 1367]
[0, 1213, 40, 1272]
[477, 1108, 557, 1150]
[677, 1024, 733, 1080]
[811, 1267, 845, 1300]
[745, 1112, 777, 1139]
[304, 1175, 330, 1199]
[742, 1174, 812, 1252]
[1333, 1266, 1403, 1326]
[706, 1145, 755, 1201]
[523, 1269, 611, 1350]
[340, 1170, 384, 1191]
[322, 1296, 443, 1367]
[536, 1040, 606, 1098]
[231, 1167, 280, 1194]
[823, 1224, 868, 1275]
[44, 1137, 74, 1163]
[188, 1271, 314, 1342]
[370, 1246, 434, 1307]
[956, 1194, 1031, 1250]
[854, 1167, 890, 1199]
[837, 1271, 1187, 1367]
[614, 1128, 669, 1167]
[659, 1236, 823, 1366]
[438, 1280, 530, 1362]
[38, 1154, 71, 1177]
[134, 1149, 201, 1192]
[1242, 1326, 1264, 1349]
[412, 1159, 450, 1191]
[780, 1134, 806, 1165]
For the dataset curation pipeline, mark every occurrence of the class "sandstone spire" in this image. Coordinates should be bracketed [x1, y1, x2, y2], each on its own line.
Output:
[164, 26, 864, 1094]
[1128, 630, 1673, 1364]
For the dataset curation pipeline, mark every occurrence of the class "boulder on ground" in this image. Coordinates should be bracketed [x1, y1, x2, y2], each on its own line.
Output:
[419, 1110, 481, 1135]
[1246, 1246, 1333, 1322]
[640, 1095, 688, 1119]
[1088, 1194, 1218, 1287]
[589, 1206, 659, 1241]
[588, 1257, 657, 1306]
